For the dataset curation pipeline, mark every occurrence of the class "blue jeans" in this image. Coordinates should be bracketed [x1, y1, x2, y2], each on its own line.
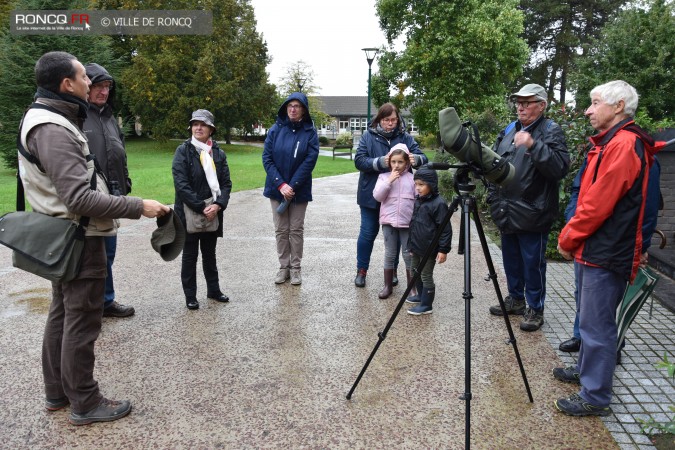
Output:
[357, 205, 400, 271]
[576, 264, 626, 407]
[500, 231, 548, 311]
[356, 206, 380, 270]
[103, 235, 117, 307]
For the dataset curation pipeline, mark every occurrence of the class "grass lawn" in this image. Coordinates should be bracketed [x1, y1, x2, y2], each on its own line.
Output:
[0, 138, 358, 215]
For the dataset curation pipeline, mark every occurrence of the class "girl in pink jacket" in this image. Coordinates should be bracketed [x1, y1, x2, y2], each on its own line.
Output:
[372, 143, 417, 299]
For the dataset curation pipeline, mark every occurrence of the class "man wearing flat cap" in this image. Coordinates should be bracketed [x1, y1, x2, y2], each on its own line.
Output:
[486, 83, 570, 331]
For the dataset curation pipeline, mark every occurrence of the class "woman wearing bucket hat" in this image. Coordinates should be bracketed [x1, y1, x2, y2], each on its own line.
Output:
[262, 92, 319, 285]
[172, 109, 232, 310]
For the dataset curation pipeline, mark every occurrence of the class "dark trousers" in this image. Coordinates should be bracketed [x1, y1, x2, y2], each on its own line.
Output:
[42, 236, 107, 414]
[411, 253, 437, 289]
[577, 264, 626, 407]
[181, 232, 221, 299]
[103, 235, 116, 307]
[500, 231, 548, 311]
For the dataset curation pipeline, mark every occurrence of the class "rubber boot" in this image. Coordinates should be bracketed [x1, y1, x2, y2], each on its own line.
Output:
[378, 269, 394, 299]
[392, 269, 399, 286]
[405, 273, 423, 304]
[408, 287, 435, 315]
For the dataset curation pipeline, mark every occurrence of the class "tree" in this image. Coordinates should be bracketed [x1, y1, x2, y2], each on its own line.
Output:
[118, 0, 276, 143]
[276, 60, 331, 130]
[0, 0, 120, 169]
[374, 0, 529, 133]
[520, 0, 627, 104]
[277, 60, 319, 97]
[570, 0, 674, 122]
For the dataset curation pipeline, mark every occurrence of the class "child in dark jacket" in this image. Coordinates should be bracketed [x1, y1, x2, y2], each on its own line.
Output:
[406, 165, 452, 315]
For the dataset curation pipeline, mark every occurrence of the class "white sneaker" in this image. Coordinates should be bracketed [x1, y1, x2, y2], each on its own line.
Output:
[275, 268, 290, 284]
[290, 269, 302, 285]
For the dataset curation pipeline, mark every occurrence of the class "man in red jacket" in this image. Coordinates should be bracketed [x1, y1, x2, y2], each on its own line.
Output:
[553, 80, 663, 416]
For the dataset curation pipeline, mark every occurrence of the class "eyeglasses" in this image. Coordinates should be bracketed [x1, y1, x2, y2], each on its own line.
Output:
[91, 82, 112, 90]
[287, 104, 303, 110]
[381, 117, 398, 123]
[515, 100, 543, 108]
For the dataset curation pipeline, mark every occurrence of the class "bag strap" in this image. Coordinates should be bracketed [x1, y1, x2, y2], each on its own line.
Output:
[16, 103, 95, 230]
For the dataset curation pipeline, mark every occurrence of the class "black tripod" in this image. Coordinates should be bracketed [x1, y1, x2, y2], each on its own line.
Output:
[346, 166, 533, 450]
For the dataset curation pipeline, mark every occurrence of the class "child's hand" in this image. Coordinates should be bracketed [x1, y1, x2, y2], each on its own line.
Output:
[436, 252, 447, 264]
[388, 170, 400, 183]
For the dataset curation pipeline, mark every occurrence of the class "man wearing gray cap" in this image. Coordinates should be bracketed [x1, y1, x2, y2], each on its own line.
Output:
[83, 63, 135, 318]
[486, 83, 569, 331]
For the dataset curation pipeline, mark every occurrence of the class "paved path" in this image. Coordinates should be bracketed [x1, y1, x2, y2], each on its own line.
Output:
[0, 172, 672, 449]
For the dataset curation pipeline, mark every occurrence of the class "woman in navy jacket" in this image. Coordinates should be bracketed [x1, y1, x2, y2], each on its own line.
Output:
[353, 102, 427, 287]
[263, 92, 319, 285]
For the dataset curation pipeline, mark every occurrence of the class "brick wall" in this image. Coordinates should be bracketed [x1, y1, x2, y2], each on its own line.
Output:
[656, 146, 674, 250]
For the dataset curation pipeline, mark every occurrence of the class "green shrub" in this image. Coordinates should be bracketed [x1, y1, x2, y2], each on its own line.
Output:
[335, 132, 353, 146]
[319, 136, 329, 146]
[419, 133, 440, 150]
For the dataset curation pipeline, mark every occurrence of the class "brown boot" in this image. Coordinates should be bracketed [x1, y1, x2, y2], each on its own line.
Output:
[378, 269, 394, 299]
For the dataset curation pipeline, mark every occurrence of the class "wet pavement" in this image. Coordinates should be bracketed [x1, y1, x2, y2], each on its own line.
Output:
[0, 171, 672, 449]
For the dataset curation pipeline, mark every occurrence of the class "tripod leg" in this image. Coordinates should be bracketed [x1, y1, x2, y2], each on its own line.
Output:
[460, 196, 473, 450]
[470, 203, 534, 403]
[346, 196, 461, 400]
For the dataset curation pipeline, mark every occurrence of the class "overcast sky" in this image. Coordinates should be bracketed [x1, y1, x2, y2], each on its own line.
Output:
[249, 0, 389, 96]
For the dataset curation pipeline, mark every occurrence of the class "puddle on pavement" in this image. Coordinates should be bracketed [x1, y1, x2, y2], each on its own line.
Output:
[1, 287, 51, 318]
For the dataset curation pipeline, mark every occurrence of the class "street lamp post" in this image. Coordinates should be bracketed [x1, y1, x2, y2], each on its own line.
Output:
[296, 77, 306, 93]
[361, 47, 379, 124]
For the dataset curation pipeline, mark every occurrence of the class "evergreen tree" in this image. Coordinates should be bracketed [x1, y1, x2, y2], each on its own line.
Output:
[0, 0, 119, 169]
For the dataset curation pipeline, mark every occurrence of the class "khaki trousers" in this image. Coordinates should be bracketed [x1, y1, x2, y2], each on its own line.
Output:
[270, 199, 308, 269]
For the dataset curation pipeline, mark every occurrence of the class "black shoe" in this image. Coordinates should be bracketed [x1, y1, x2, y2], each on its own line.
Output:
[354, 268, 367, 287]
[559, 337, 581, 352]
[552, 366, 581, 384]
[69, 398, 132, 425]
[554, 393, 611, 417]
[186, 298, 199, 310]
[103, 301, 135, 318]
[208, 293, 229, 302]
[520, 307, 544, 331]
[489, 295, 526, 316]
[45, 396, 70, 411]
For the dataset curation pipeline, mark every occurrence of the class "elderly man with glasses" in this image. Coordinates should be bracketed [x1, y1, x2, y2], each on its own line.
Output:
[82, 63, 135, 319]
[486, 83, 570, 331]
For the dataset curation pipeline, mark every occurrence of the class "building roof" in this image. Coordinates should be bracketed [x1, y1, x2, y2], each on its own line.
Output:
[313, 96, 412, 118]
[314, 96, 375, 116]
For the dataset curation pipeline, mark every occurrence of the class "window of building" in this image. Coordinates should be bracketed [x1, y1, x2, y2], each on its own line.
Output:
[407, 118, 417, 133]
[339, 120, 349, 131]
